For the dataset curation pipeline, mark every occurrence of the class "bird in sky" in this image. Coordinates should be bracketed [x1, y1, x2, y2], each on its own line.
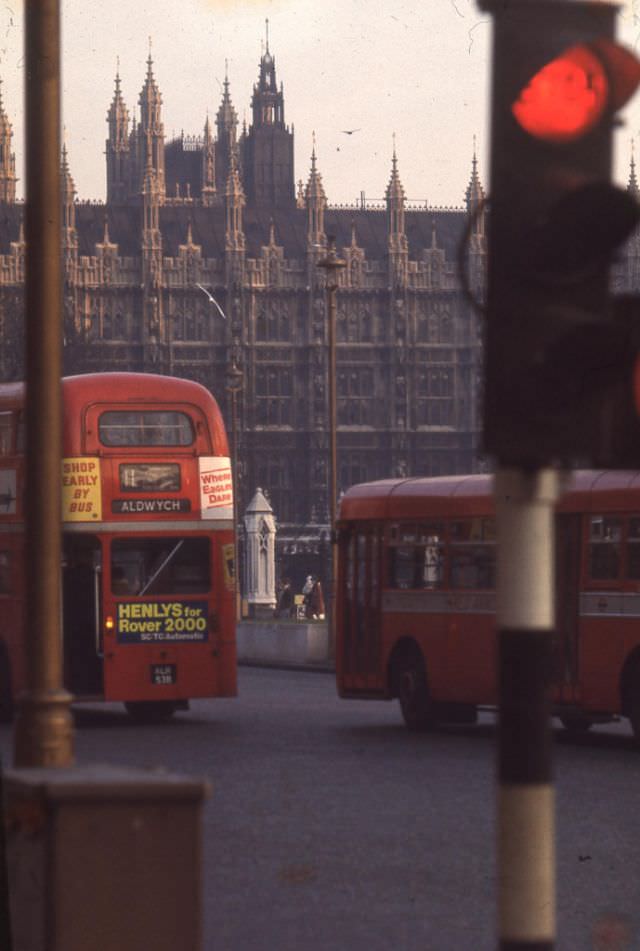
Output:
[196, 284, 227, 319]
[341, 129, 361, 135]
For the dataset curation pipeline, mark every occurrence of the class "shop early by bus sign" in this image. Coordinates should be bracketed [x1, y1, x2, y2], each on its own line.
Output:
[62, 457, 102, 521]
[199, 456, 233, 520]
[116, 600, 209, 643]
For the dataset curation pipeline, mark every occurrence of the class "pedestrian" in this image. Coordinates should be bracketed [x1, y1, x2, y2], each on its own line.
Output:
[309, 578, 325, 619]
[275, 578, 293, 618]
[302, 574, 314, 618]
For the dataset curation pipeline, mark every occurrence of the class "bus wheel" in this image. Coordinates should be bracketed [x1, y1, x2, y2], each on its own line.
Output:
[0, 648, 14, 724]
[124, 701, 177, 723]
[559, 714, 592, 734]
[393, 651, 434, 732]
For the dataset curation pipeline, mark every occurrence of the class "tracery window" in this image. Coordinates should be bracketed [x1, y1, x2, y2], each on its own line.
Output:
[256, 301, 291, 341]
[337, 368, 374, 425]
[255, 367, 292, 426]
[416, 368, 454, 426]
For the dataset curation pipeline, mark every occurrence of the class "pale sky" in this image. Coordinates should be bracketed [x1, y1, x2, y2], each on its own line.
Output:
[1, 0, 640, 207]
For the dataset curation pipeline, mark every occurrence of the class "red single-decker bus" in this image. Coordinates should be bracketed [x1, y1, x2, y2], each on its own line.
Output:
[337, 472, 640, 742]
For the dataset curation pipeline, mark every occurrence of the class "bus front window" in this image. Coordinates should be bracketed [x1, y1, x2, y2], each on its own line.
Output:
[111, 537, 210, 595]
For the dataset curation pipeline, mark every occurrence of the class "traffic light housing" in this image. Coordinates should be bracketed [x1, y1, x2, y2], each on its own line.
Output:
[479, 0, 640, 467]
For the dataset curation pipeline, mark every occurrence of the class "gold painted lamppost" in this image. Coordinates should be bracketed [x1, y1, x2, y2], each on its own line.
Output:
[226, 360, 243, 621]
[317, 237, 346, 655]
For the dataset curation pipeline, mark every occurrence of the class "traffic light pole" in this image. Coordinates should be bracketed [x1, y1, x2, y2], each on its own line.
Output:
[494, 469, 560, 951]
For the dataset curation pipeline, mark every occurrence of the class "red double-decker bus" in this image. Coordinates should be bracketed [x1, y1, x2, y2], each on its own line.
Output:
[337, 472, 640, 742]
[0, 372, 236, 721]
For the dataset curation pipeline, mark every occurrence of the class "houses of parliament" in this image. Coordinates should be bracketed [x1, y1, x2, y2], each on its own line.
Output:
[1, 39, 639, 581]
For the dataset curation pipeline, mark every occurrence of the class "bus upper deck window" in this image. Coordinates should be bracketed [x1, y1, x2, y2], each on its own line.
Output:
[99, 410, 194, 447]
[588, 516, 622, 581]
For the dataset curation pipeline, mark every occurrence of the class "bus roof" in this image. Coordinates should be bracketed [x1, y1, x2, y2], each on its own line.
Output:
[0, 372, 220, 411]
[339, 470, 640, 522]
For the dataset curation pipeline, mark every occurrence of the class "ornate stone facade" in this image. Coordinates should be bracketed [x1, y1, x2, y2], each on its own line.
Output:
[2, 41, 637, 584]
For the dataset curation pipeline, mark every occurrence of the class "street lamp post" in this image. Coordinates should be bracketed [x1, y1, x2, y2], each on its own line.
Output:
[226, 360, 243, 621]
[317, 237, 346, 655]
[14, 0, 74, 767]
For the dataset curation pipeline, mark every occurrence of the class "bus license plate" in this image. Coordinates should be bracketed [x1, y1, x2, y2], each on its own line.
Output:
[150, 664, 176, 686]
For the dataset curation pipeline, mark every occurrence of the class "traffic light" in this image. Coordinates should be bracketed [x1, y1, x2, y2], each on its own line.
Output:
[479, 0, 640, 467]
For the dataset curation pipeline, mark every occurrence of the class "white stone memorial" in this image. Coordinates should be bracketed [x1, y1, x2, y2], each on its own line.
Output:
[243, 488, 276, 617]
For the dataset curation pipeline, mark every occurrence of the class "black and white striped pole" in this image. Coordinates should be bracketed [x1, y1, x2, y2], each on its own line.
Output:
[494, 469, 560, 951]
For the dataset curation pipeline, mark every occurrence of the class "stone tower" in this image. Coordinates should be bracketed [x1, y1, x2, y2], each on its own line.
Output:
[241, 30, 295, 208]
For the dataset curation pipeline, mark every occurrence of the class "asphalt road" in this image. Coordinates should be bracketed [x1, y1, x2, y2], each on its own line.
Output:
[2, 666, 639, 950]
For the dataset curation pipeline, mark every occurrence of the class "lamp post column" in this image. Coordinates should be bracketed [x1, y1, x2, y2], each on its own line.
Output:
[227, 361, 243, 621]
[14, 0, 74, 767]
[317, 237, 346, 654]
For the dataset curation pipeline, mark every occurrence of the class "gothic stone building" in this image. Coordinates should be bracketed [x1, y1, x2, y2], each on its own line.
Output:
[1, 44, 638, 584]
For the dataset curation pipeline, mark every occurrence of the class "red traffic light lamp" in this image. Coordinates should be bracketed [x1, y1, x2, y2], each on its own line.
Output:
[479, 0, 640, 467]
[512, 40, 640, 144]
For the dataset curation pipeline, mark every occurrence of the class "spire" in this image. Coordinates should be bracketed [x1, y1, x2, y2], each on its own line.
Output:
[137, 47, 165, 197]
[628, 140, 639, 201]
[61, 143, 76, 204]
[217, 64, 238, 134]
[139, 48, 162, 130]
[106, 66, 131, 203]
[60, 144, 77, 251]
[305, 135, 326, 204]
[107, 67, 129, 142]
[305, 137, 327, 247]
[251, 30, 284, 126]
[465, 138, 485, 209]
[385, 135, 405, 204]
[465, 140, 486, 243]
[0, 77, 16, 202]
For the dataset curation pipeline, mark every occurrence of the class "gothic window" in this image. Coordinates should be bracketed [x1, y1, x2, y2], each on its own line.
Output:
[114, 313, 125, 339]
[416, 368, 454, 426]
[255, 460, 292, 522]
[102, 313, 112, 340]
[417, 307, 429, 343]
[89, 313, 100, 342]
[173, 314, 184, 340]
[339, 455, 370, 494]
[337, 368, 374, 426]
[360, 306, 372, 343]
[337, 307, 348, 343]
[441, 312, 453, 343]
[256, 301, 290, 341]
[255, 366, 292, 426]
[185, 312, 195, 340]
[196, 311, 207, 342]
